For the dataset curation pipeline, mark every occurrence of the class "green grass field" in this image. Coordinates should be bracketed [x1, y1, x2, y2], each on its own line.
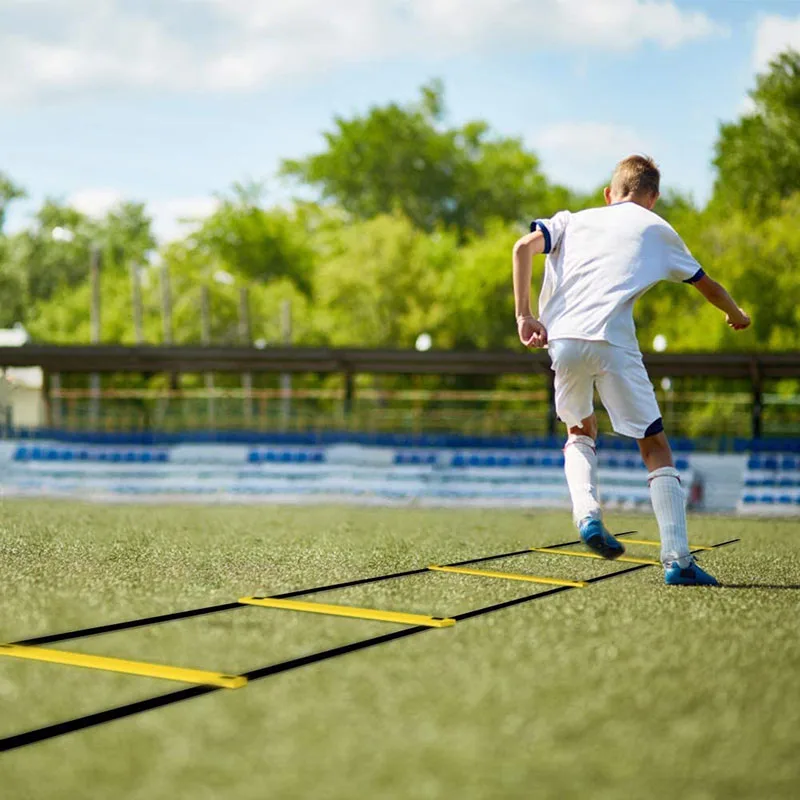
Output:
[1, 501, 798, 799]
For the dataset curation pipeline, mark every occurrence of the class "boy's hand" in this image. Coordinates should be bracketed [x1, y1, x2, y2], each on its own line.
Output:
[726, 308, 751, 330]
[517, 315, 548, 348]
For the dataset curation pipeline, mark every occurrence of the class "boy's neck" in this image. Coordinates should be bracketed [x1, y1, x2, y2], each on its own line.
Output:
[609, 193, 656, 210]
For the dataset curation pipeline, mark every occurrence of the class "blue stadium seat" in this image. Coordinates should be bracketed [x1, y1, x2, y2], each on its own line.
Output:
[675, 458, 689, 471]
[779, 496, 793, 504]
[743, 495, 757, 504]
[747, 456, 761, 470]
[763, 457, 778, 470]
[782, 457, 798, 471]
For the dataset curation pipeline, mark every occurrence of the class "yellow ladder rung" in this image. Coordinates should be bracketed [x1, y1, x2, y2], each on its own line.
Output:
[429, 565, 587, 588]
[530, 548, 660, 566]
[622, 538, 714, 551]
[0, 644, 246, 689]
[239, 597, 455, 628]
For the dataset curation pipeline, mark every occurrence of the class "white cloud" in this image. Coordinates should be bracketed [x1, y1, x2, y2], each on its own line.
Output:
[148, 196, 220, 243]
[65, 188, 218, 243]
[532, 121, 656, 189]
[753, 14, 800, 73]
[67, 188, 124, 218]
[0, 0, 724, 104]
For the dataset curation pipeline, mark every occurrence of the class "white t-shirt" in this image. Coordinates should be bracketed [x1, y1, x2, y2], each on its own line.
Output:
[532, 202, 704, 352]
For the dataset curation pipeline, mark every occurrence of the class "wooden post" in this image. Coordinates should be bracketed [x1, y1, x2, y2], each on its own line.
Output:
[239, 286, 253, 426]
[160, 265, 173, 345]
[750, 358, 763, 441]
[89, 246, 101, 429]
[280, 299, 292, 427]
[130, 262, 144, 345]
[344, 372, 354, 417]
[547, 373, 557, 436]
[159, 264, 175, 425]
[200, 285, 214, 426]
[50, 372, 62, 429]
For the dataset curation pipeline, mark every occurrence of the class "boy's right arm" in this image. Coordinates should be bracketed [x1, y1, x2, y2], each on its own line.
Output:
[691, 275, 751, 330]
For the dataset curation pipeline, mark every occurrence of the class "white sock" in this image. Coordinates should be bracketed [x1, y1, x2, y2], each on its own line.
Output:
[564, 435, 601, 528]
[648, 467, 692, 568]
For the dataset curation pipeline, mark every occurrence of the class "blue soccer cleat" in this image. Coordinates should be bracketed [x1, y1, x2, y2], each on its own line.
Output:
[579, 518, 625, 560]
[664, 560, 719, 586]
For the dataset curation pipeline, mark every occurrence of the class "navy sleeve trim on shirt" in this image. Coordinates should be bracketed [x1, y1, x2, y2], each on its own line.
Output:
[683, 268, 705, 284]
[530, 220, 552, 254]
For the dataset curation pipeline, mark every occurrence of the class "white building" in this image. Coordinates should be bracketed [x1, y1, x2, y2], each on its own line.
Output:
[0, 325, 45, 428]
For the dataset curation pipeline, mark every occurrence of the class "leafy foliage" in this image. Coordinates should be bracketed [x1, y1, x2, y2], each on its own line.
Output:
[281, 81, 569, 239]
[4, 57, 800, 363]
[712, 50, 800, 216]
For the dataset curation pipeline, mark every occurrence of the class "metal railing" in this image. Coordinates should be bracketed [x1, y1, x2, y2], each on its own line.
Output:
[38, 385, 800, 440]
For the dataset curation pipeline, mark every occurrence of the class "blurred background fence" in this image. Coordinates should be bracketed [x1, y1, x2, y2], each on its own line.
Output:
[39, 381, 800, 441]
[2, 345, 799, 445]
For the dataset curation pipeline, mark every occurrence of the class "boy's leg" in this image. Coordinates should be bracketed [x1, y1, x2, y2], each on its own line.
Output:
[594, 344, 717, 585]
[549, 340, 624, 558]
[564, 415, 625, 559]
[564, 415, 601, 527]
[637, 431, 692, 567]
[638, 430, 718, 585]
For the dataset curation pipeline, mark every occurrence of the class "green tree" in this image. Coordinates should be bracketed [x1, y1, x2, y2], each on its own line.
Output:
[313, 213, 457, 347]
[187, 183, 315, 295]
[281, 81, 567, 239]
[712, 49, 800, 215]
[0, 172, 25, 232]
[435, 221, 524, 351]
[3, 199, 156, 317]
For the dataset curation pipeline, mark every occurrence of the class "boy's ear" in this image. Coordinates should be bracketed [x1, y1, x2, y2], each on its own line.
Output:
[603, 187, 612, 205]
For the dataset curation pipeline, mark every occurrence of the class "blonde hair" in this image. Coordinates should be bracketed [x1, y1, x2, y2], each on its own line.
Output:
[610, 155, 660, 198]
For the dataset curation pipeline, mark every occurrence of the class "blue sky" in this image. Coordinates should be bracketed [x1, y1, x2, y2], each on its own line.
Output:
[2, 0, 800, 241]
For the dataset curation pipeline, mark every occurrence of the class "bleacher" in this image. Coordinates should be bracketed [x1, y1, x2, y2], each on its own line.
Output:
[738, 442, 800, 514]
[0, 432, 695, 509]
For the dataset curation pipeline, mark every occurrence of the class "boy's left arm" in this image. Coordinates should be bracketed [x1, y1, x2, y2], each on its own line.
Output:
[512, 231, 548, 348]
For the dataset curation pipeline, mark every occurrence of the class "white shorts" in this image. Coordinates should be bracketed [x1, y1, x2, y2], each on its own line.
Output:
[547, 339, 662, 439]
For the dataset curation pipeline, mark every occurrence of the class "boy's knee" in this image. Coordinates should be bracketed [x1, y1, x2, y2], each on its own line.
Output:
[638, 431, 674, 470]
[568, 415, 597, 440]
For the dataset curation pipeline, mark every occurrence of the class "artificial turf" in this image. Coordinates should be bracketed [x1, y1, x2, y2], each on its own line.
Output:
[0, 501, 798, 799]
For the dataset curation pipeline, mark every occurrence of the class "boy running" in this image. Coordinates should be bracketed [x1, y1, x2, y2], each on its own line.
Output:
[512, 155, 750, 586]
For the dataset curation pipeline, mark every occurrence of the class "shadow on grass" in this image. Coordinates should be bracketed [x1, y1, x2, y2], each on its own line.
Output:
[721, 584, 800, 590]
